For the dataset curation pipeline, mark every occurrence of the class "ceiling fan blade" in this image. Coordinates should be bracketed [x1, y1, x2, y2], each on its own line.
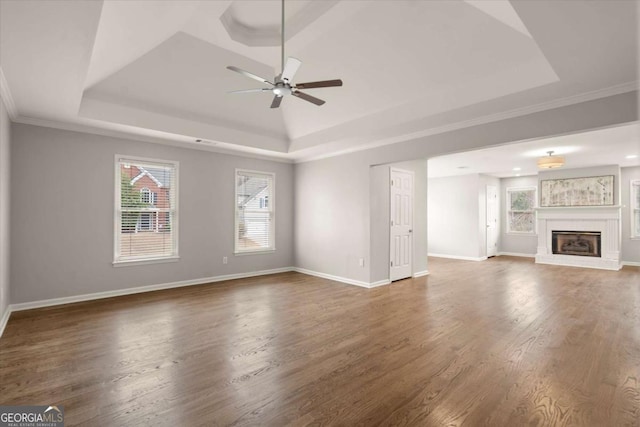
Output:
[292, 90, 325, 106]
[227, 66, 274, 86]
[281, 57, 302, 82]
[229, 88, 272, 94]
[270, 95, 283, 109]
[295, 79, 343, 89]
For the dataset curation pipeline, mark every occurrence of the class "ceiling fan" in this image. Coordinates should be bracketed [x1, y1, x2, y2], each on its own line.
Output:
[226, 0, 343, 109]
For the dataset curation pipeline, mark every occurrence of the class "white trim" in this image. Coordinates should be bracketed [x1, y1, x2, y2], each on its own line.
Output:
[506, 186, 537, 234]
[296, 81, 639, 163]
[630, 180, 640, 238]
[0, 66, 17, 120]
[497, 252, 536, 258]
[234, 169, 276, 254]
[234, 249, 276, 256]
[10, 267, 295, 312]
[621, 261, 640, 267]
[369, 279, 391, 287]
[6, 81, 636, 164]
[428, 253, 488, 261]
[114, 155, 179, 264]
[412, 270, 430, 277]
[12, 116, 295, 163]
[293, 267, 373, 288]
[0, 305, 11, 339]
[535, 205, 623, 211]
[113, 255, 180, 267]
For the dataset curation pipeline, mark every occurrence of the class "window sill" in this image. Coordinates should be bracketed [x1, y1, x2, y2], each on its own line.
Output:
[113, 256, 180, 267]
[234, 249, 276, 256]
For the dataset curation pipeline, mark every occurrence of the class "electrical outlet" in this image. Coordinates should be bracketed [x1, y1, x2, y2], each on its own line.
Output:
[359, 258, 364, 267]
[223, 256, 228, 265]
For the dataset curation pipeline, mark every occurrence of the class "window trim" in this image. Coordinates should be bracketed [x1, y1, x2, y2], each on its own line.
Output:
[234, 168, 276, 255]
[113, 155, 180, 266]
[631, 180, 640, 239]
[506, 186, 537, 235]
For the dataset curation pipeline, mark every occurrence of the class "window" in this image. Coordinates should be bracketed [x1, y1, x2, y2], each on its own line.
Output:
[115, 156, 178, 264]
[632, 180, 640, 238]
[235, 170, 275, 253]
[507, 187, 536, 234]
[140, 187, 152, 204]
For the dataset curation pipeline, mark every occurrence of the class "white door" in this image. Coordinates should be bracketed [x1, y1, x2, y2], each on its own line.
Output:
[390, 169, 413, 281]
[486, 185, 499, 257]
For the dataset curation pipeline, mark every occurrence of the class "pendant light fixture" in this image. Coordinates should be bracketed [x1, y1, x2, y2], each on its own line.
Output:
[537, 150, 565, 169]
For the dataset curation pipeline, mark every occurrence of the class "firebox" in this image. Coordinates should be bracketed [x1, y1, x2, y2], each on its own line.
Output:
[552, 231, 601, 257]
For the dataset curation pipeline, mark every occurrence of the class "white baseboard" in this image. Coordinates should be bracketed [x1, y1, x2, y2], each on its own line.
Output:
[0, 305, 10, 339]
[621, 261, 640, 267]
[293, 267, 375, 288]
[369, 279, 391, 288]
[497, 252, 536, 258]
[413, 270, 430, 278]
[10, 267, 295, 312]
[1, 265, 408, 339]
[428, 253, 487, 262]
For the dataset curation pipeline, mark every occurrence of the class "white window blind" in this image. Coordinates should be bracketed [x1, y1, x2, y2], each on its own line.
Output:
[235, 170, 275, 253]
[115, 157, 178, 263]
[507, 187, 536, 234]
[632, 180, 640, 238]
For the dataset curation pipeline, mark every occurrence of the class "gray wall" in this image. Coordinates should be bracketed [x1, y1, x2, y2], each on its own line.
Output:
[294, 92, 636, 283]
[538, 164, 621, 205]
[427, 174, 481, 259]
[499, 175, 538, 255]
[10, 124, 294, 304]
[621, 166, 640, 264]
[370, 159, 428, 283]
[0, 94, 10, 320]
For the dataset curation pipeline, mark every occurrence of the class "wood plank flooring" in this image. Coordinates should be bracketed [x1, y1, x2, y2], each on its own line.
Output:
[1, 256, 639, 426]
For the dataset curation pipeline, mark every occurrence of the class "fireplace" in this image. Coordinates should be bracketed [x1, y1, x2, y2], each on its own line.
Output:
[535, 206, 620, 270]
[552, 231, 601, 257]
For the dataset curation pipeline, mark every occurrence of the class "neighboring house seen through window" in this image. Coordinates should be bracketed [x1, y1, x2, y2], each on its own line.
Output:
[632, 180, 640, 238]
[507, 187, 537, 234]
[115, 156, 179, 264]
[235, 170, 275, 253]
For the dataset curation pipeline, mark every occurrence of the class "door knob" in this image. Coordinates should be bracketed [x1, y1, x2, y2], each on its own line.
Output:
[409, 229, 413, 233]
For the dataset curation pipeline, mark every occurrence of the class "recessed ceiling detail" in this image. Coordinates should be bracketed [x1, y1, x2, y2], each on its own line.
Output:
[0, 0, 637, 161]
[220, 0, 338, 47]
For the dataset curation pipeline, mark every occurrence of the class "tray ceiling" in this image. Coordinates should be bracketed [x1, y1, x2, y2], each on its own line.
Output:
[0, 0, 637, 161]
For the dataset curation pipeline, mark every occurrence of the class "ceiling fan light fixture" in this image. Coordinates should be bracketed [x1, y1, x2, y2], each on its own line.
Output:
[273, 86, 290, 96]
[226, 0, 342, 108]
[537, 151, 565, 169]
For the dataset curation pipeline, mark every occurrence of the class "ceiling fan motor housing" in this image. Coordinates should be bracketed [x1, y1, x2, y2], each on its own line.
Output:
[273, 82, 292, 97]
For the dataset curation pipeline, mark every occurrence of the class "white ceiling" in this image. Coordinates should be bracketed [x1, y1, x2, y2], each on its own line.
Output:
[428, 123, 640, 178]
[0, 0, 637, 162]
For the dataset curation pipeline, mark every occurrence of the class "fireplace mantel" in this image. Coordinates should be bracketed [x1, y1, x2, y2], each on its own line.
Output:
[535, 206, 621, 270]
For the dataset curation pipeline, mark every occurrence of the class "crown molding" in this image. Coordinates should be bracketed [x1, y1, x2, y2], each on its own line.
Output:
[6, 77, 637, 165]
[294, 81, 639, 163]
[0, 66, 18, 120]
[12, 115, 295, 164]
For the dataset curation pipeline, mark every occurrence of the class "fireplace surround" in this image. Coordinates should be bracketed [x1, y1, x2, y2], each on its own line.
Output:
[535, 206, 621, 270]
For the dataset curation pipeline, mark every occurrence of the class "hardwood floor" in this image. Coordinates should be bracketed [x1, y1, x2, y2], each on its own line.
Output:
[1, 257, 639, 426]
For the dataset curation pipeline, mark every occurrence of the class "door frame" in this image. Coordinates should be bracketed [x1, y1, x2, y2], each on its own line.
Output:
[486, 184, 499, 257]
[389, 167, 415, 281]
